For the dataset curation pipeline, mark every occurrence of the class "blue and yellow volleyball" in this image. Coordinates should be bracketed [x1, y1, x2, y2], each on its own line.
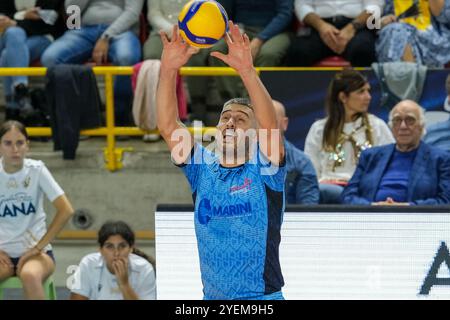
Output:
[178, 0, 229, 48]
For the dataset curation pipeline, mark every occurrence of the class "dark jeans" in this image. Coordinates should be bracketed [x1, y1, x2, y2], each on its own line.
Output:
[286, 16, 377, 67]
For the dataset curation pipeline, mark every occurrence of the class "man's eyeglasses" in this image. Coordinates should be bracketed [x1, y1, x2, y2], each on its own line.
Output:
[392, 116, 417, 128]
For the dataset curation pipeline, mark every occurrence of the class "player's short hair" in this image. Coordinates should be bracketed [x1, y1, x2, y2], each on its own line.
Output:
[222, 97, 253, 111]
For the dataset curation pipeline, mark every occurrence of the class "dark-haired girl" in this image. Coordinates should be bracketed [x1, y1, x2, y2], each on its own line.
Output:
[0, 120, 74, 299]
[70, 220, 156, 300]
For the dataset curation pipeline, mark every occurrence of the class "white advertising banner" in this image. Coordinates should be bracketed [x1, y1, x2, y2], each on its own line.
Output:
[155, 205, 450, 300]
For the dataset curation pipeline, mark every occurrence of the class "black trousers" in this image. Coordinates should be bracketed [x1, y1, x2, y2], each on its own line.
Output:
[286, 16, 377, 67]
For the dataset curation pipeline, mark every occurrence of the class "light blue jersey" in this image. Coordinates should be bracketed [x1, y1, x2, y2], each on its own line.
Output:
[178, 144, 286, 300]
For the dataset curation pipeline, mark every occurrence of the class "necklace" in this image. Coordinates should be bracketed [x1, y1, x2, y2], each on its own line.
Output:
[328, 116, 373, 171]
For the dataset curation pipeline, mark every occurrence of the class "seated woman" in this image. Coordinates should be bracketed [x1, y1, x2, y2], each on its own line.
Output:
[376, 0, 450, 67]
[70, 221, 156, 300]
[0, 120, 74, 299]
[342, 100, 450, 205]
[304, 70, 395, 204]
[0, 0, 65, 120]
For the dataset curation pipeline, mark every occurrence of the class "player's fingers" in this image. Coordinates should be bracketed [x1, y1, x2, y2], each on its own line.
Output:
[224, 31, 233, 46]
[160, 30, 169, 45]
[231, 22, 244, 44]
[187, 46, 200, 55]
[243, 33, 250, 47]
[172, 24, 179, 42]
[210, 51, 228, 64]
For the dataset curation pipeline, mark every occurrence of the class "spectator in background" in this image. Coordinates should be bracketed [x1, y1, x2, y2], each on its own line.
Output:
[273, 100, 319, 204]
[424, 74, 450, 151]
[187, 0, 293, 124]
[70, 220, 156, 300]
[286, 0, 382, 66]
[0, 0, 65, 121]
[214, 0, 293, 72]
[0, 120, 74, 299]
[143, 0, 185, 60]
[376, 0, 450, 68]
[41, 0, 144, 126]
[342, 100, 450, 205]
[305, 70, 394, 204]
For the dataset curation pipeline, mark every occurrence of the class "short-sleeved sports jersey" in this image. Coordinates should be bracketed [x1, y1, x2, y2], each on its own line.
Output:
[178, 144, 286, 300]
[0, 158, 64, 257]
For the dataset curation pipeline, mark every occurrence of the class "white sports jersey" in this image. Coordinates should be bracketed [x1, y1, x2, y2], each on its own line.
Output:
[71, 252, 157, 300]
[0, 158, 64, 257]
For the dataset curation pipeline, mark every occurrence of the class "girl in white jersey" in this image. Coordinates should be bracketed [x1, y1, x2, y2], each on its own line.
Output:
[70, 220, 156, 300]
[0, 120, 74, 299]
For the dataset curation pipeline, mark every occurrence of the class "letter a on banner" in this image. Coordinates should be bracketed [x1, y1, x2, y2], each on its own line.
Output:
[420, 242, 450, 295]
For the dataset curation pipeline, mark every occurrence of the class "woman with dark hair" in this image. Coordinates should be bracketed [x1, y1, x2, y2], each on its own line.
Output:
[70, 220, 156, 300]
[305, 70, 394, 204]
[0, 120, 74, 299]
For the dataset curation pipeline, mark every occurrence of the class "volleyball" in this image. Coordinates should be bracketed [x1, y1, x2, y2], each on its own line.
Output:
[178, 0, 229, 48]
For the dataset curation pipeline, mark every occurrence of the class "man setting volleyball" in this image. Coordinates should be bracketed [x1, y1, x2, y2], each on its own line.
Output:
[156, 20, 286, 300]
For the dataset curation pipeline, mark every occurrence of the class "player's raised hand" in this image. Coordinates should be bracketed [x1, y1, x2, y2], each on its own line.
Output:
[160, 25, 199, 71]
[210, 21, 254, 76]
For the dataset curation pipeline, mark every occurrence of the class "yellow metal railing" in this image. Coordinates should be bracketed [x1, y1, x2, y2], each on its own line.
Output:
[0, 66, 351, 171]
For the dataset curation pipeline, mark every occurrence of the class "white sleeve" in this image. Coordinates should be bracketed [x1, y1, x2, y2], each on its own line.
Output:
[136, 264, 157, 300]
[295, 0, 315, 21]
[304, 122, 322, 179]
[363, 0, 384, 14]
[373, 117, 395, 146]
[39, 164, 64, 202]
[147, 0, 174, 34]
[70, 256, 93, 299]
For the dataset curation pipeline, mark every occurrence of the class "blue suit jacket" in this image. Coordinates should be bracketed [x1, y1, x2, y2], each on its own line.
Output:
[284, 140, 319, 204]
[341, 142, 450, 205]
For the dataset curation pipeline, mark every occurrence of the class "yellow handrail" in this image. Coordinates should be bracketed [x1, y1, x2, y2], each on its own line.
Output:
[0, 66, 356, 171]
[0, 66, 363, 77]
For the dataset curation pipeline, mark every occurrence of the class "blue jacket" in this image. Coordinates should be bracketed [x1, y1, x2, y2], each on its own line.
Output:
[341, 142, 450, 205]
[424, 119, 450, 152]
[285, 140, 319, 204]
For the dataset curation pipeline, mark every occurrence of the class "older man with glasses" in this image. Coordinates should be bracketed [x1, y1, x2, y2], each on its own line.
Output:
[341, 99, 450, 205]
